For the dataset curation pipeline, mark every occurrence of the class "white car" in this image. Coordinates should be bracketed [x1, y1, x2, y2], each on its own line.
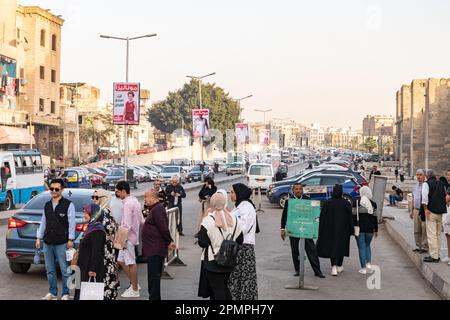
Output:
[157, 166, 187, 185]
[247, 163, 275, 191]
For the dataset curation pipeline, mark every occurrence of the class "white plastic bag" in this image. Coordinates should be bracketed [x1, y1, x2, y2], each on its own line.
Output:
[80, 277, 104, 300]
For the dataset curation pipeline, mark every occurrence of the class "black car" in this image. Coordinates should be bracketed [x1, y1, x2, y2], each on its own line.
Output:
[102, 168, 138, 190]
[187, 165, 215, 183]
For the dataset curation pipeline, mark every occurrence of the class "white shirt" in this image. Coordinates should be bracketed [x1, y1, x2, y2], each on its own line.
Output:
[422, 183, 429, 206]
[232, 201, 257, 245]
[109, 196, 124, 225]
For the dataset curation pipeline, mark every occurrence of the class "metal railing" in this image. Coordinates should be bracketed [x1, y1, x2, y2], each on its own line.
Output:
[161, 206, 186, 279]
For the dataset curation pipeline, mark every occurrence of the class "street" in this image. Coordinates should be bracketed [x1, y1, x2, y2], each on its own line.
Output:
[0, 164, 439, 300]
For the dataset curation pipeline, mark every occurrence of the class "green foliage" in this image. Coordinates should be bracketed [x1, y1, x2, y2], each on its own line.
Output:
[147, 80, 240, 134]
[362, 137, 378, 153]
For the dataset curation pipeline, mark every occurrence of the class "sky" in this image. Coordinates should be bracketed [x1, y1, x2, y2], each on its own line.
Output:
[20, 0, 450, 129]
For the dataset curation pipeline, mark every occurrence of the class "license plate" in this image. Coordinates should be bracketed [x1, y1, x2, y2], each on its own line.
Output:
[109, 183, 114, 186]
[256, 179, 266, 182]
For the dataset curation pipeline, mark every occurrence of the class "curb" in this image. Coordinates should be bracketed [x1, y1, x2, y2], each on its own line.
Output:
[384, 218, 449, 300]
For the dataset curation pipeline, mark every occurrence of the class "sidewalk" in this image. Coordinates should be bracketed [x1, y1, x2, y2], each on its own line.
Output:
[383, 205, 450, 299]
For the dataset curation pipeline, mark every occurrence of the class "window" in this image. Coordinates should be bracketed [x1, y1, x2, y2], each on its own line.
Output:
[40, 66, 45, 80]
[22, 156, 34, 173]
[40, 30, 45, 47]
[51, 34, 57, 51]
[14, 156, 23, 174]
[39, 99, 45, 112]
[302, 177, 321, 186]
[17, 28, 21, 39]
[51, 69, 56, 83]
[321, 176, 344, 186]
[78, 115, 83, 125]
[32, 155, 43, 172]
[249, 165, 272, 176]
[20, 68, 24, 79]
[50, 101, 56, 114]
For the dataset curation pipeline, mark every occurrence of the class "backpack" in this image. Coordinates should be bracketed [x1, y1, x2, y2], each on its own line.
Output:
[209, 216, 239, 268]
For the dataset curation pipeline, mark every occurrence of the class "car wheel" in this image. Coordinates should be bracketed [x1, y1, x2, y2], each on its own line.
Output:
[3, 192, 14, 211]
[279, 194, 290, 208]
[343, 195, 353, 206]
[9, 262, 31, 274]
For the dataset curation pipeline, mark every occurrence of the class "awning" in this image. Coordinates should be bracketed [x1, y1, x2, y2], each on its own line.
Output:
[0, 126, 35, 145]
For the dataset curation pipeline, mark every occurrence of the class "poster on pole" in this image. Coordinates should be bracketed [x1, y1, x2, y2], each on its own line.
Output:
[235, 123, 249, 144]
[113, 83, 140, 125]
[260, 129, 270, 146]
[286, 199, 321, 239]
[192, 109, 210, 138]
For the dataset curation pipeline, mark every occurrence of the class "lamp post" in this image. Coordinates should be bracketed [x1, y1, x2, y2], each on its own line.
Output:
[254, 108, 272, 125]
[100, 33, 157, 180]
[186, 72, 216, 181]
[235, 95, 253, 122]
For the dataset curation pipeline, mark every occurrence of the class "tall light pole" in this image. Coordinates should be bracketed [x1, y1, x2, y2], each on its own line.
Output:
[254, 108, 272, 125]
[186, 72, 216, 181]
[235, 95, 253, 122]
[100, 33, 157, 181]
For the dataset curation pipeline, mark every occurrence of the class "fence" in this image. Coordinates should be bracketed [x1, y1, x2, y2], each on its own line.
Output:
[161, 206, 186, 279]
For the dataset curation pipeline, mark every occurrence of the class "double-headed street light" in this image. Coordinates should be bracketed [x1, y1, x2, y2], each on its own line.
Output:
[100, 33, 157, 181]
[254, 108, 272, 125]
[186, 73, 216, 109]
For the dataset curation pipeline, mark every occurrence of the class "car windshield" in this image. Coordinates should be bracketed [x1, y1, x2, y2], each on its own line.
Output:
[109, 170, 123, 176]
[61, 171, 78, 178]
[172, 160, 187, 165]
[163, 167, 179, 173]
[250, 166, 272, 176]
[24, 192, 93, 212]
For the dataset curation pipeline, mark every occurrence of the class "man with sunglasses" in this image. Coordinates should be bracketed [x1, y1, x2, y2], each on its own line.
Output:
[36, 179, 76, 300]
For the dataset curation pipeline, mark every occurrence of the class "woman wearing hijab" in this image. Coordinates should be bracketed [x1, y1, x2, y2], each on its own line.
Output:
[317, 184, 354, 276]
[228, 183, 258, 300]
[74, 203, 106, 300]
[354, 186, 378, 274]
[197, 193, 243, 300]
[92, 189, 120, 300]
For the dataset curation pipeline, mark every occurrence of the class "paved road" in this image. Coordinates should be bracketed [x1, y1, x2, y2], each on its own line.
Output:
[0, 163, 439, 300]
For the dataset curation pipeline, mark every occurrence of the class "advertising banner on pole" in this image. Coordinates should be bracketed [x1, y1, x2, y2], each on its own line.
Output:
[260, 129, 270, 146]
[286, 199, 321, 239]
[113, 83, 140, 125]
[235, 123, 249, 144]
[192, 109, 210, 138]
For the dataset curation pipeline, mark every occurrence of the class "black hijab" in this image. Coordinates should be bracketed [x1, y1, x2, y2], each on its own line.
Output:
[331, 184, 343, 198]
[232, 183, 256, 209]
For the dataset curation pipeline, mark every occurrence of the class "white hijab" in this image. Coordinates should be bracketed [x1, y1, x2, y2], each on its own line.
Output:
[359, 186, 374, 214]
[216, 189, 228, 209]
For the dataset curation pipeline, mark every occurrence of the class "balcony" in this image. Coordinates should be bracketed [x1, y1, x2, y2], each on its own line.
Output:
[32, 114, 62, 127]
[0, 109, 28, 126]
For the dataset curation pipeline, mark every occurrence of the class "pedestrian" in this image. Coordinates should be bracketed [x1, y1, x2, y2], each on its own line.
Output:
[92, 189, 120, 300]
[354, 186, 378, 275]
[399, 167, 405, 183]
[196, 178, 217, 236]
[440, 171, 450, 265]
[35, 179, 75, 300]
[74, 204, 106, 300]
[115, 181, 145, 298]
[389, 186, 404, 206]
[394, 167, 399, 183]
[228, 183, 258, 300]
[198, 193, 243, 300]
[422, 169, 448, 263]
[369, 165, 381, 182]
[166, 176, 187, 236]
[154, 179, 168, 207]
[142, 189, 176, 300]
[410, 169, 428, 254]
[280, 183, 325, 278]
[317, 184, 354, 276]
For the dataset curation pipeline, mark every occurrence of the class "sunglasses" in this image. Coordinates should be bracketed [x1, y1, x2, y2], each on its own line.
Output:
[50, 188, 61, 192]
[92, 196, 106, 200]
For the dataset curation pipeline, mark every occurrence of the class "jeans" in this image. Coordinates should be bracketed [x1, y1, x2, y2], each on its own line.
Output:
[356, 233, 374, 268]
[147, 256, 164, 300]
[43, 243, 70, 296]
[389, 195, 403, 205]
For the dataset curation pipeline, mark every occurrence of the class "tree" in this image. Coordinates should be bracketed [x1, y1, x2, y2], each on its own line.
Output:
[362, 137, 377, 153]
[147, 80, 240, 134]
[384, 137, 394, 155]
[79, 111, 117, 158]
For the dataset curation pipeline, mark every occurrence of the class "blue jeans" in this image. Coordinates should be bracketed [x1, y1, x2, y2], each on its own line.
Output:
[43, 243, 70, 296]
[356, 233, 374, 268]
[389, 195, 403, 205]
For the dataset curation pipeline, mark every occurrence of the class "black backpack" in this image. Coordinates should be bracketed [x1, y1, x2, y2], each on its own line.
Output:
[210, 216, 239, 268]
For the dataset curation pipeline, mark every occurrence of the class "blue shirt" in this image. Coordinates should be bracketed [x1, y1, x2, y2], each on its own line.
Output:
[412, 182, 423, 209]
[36, 200, 76, 241]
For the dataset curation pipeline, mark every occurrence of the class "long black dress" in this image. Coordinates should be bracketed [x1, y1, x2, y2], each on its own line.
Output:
[74, 230, 106, 300]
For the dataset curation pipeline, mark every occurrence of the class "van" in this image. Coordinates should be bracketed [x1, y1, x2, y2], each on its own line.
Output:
[247, 163, 275, 191]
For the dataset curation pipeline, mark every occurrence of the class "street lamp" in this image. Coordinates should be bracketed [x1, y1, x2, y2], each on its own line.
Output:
[235, 95, 253, 122]
[100, 33, 157, 181]
[254, 108, 272, 125]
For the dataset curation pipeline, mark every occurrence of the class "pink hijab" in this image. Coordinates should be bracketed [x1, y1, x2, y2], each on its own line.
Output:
[210, 193, 234, 231]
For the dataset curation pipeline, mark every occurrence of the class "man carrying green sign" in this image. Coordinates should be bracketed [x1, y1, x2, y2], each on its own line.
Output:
[281, 183, 325, 279]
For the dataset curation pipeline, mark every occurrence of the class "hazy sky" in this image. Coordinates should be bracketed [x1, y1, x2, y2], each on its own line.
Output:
[20, 0, 450, 129]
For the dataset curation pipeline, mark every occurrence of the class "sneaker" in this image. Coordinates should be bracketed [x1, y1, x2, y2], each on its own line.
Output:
[331, 266, 338, 276]
[126, 283, 141, 291]
[61, 295, 70, 301]
[121, 289, 140, 298]
[441, 257, 450, 263]
[448, 261, 450, 266]
[366, 263, 372, 270]
[358, 268, 368, 274]
[41, 293, 58, 300]
[337, 266, 344, 273]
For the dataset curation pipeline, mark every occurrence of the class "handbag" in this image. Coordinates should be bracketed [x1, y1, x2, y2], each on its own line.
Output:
[113, 225, 129, 250]
[80, 277, 104, 300]
[354, 200, 360, 237]
[70, 249, 79, 266]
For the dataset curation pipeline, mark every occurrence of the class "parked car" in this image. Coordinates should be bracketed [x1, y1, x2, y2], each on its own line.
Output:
[102, 168, 138, 190]
[267, 173, 361, 208]
[157, 166, 187, 185]
[85, 167, 108, 178]
[226, 162, 245, 176]
[187, 165, 215, 183]
[247, 163, 275, 191]
[58, 168, 92, 189]
[5, 189, 94, 273]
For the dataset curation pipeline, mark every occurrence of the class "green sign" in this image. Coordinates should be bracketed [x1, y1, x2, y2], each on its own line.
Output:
[286, 199, 321, 239]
